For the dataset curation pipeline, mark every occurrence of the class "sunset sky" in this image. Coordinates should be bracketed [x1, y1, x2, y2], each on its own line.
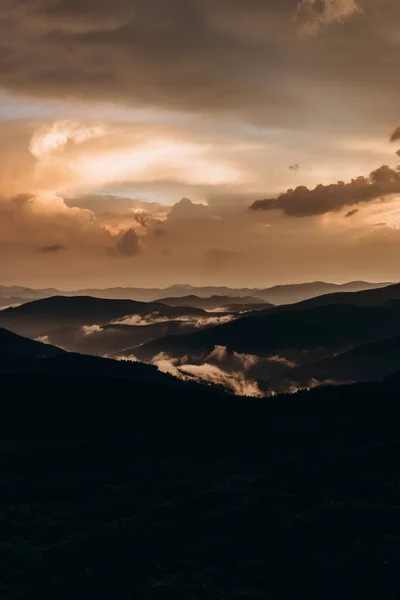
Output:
[1, 0, 400, 288]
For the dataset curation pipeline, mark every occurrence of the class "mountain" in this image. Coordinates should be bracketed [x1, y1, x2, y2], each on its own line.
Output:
[0, 280, 391, 304]
[264, 281, 400, 313]
[0, 285, 59, 299]
[255, 280, 392, 305]
[0, 295, 207, 337]
[0, 327, 64, 358]
[43, 321, 208, 357]
[133, 301, 400, 368]
[157, 294, 272, 310]
[0, 326, 225, 393]
[3, 374, 400, 599]
[0, 296, 27, 308]
[276, 334, 400, 391]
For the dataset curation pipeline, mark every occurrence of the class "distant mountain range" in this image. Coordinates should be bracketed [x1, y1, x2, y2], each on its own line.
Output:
[0, 280, 392, 305]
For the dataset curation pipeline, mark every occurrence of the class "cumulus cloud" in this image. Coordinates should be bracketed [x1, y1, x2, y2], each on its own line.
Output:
[250, 165, 400, 217]
[297, 0, 362, 35]
[168, 198, 209, 220]
[115, 228, 142, 257]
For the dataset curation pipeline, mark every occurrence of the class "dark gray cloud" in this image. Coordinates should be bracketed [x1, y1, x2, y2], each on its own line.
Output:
[250, 166, 400, 217]
[0, 0, 398, 128]
[391, 127, 400, 143]
[345, 209, 359, 218]
[115, 228, 142, 257]
[40, 244, 67, 253]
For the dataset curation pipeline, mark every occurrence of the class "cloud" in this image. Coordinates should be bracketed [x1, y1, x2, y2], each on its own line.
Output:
[391, 127, 400, 143]
[153, 227, 168, 238]
[82, 325, 103, 335]
[29, 120, 105, 160]
[144, 347, 264, 398]
[181, 315, 236, 328]
[114, 313, 236, 328]
[168, 198, 209, 220]
[267, 355, 297, 368]
[206, 345, 260, 371]
[113, 313, 168, 326]
[297, 0, 362, 35]
[345, 209, 359, 218]
[40, 244, 67, 253]
[178, 363, 263, 397]
[0, 1, 298, 124]
[250, 165, 400, 217]
[115, 228, 142, 257]
[133, 209, 152, 228]
[289, 163, 300, 171]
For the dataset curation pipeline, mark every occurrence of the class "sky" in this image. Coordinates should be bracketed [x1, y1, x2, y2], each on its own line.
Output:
[1, 0, 400, 289]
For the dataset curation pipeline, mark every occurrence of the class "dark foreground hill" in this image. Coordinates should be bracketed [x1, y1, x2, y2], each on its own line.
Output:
[2, 374, 400, 599]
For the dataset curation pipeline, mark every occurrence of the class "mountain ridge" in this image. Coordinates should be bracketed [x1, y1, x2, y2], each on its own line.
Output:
[0, 280, 392, 304]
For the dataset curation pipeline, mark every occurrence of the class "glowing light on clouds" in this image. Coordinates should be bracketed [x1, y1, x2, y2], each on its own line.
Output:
[26, 120, 243, 197]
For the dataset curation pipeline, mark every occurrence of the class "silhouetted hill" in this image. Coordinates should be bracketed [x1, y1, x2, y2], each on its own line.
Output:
[0, 326, 234, 395]
[134, 301, 400, 365]
[0, 295, 207, 337]
[0, 327, 64, 358]
[252, 282, 400, 317]
[158, 294, 272, 310]
[256, 280, 391, 304]
[2, 374, 400, 599]
[278, 334, 400, 391]
[44, 321, 205, 357]
[0, 285, 59, 299]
